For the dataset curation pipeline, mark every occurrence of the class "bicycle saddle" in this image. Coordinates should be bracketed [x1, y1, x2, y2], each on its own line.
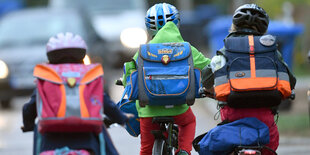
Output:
[152, 117, 174, 124]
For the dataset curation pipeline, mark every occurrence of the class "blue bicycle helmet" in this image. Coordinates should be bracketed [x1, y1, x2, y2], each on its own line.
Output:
[145, 3, 180, 37]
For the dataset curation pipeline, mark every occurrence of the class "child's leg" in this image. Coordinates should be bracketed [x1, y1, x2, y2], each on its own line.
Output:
[140, 117, 160, 155]
[173, 108, 196, 154]
[262, 123, 279, 155]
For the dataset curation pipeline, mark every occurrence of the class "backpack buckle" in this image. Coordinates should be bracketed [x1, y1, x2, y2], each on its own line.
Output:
[67, 77, 76, 88]
[161, 55, 170, 65]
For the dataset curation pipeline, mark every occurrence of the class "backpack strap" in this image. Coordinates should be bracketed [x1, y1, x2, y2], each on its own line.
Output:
[186, 47, 195, 106]
[192, 132, 208, 152]
[137, 44, 148, 107]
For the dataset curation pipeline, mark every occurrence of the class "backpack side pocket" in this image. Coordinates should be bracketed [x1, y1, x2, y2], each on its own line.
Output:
[126, 71, 138, 100]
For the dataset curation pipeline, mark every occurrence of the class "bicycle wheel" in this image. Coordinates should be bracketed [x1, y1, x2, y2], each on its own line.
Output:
[152, 139, 171, 155]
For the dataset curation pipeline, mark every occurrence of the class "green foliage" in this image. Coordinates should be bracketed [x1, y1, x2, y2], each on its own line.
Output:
[257, 0, 310, 18]
[256, 1, 282, 18]
[25, 0, 48, 7]
[277, 113, 310, 136]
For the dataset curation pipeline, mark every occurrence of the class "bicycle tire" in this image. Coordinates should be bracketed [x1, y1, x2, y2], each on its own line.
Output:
[152, 139, 170, 155]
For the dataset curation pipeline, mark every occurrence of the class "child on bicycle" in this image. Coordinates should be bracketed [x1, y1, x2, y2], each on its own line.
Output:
[22, 32, 133, 155]
[122, 3, 211, 155]
[202, 4, 296, 155]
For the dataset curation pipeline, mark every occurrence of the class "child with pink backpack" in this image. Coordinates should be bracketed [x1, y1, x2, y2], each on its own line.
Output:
[22, 32, 132, 155]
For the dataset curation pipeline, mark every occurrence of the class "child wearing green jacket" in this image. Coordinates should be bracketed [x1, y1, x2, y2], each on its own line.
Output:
[122, 3, 210, 155]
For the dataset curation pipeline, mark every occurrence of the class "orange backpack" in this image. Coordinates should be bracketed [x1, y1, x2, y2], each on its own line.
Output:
[214, 35, 291, 108]
[34, 63, 104, 133]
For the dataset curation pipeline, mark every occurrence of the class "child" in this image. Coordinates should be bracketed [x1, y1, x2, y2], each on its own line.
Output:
[22, 32, 132, 155]
[202, 4, 296, 155]
[122, 3, 211, 155]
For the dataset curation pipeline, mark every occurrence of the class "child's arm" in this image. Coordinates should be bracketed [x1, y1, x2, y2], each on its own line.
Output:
[103, 93, 129, 125]
[22, 89, 37, 132]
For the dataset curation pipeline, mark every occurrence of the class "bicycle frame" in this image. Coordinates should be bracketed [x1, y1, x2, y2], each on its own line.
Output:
[151, 117, 178, 155]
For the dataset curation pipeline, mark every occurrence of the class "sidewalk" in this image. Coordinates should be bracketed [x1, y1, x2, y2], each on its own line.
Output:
[277, 137, 310, 155]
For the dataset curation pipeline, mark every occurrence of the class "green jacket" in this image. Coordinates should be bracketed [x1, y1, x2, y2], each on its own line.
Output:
[123, 22, 210, 117]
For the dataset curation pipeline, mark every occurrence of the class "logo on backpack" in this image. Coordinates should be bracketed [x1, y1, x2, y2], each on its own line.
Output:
[34, 63, 104, 133]
[161, 55, 170, 65]
[90, 95, 102, 106]
[213, 35, 292, 108]
[259, 34, 276, 46]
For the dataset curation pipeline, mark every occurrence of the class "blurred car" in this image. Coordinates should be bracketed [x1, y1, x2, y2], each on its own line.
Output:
[49, 0, 148, 68]
[0, 7, 102, 108]
[0, 0, 24, 17]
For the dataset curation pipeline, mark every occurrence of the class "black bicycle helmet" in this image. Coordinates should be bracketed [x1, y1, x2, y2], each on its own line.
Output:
[233, 4, 269, 34]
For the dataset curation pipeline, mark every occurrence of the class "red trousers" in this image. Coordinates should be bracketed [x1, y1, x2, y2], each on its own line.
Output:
[220, 106, 279, 155]
[139, 108, 196, 155]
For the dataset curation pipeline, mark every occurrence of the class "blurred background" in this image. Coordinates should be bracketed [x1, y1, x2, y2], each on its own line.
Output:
[0, 0, 309, 154]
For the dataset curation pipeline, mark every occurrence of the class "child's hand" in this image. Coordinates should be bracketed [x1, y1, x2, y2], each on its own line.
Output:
[125, 113, 135, 119]
[199, 87, 215, 99]
[21, 125, 34, 132]
[210, 55, 226, 72]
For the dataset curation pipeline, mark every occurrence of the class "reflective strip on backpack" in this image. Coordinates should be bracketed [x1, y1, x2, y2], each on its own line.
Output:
[65, 85, 81, 117]
[256, 70, 277, 78]
[214, 75, 228, 86]
[145, 75, 188, 80]
[249, 35, 256, 78]
[229, 70, 278, 79]
[278, 72, 289, 81]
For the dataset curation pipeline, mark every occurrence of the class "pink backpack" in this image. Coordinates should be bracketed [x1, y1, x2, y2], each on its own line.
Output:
[34, 63, 104, 133]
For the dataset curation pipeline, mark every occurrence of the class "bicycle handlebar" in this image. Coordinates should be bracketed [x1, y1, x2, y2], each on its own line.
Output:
[198, 87, 215, 99]
[103, 117, 115, 128]
[115, 79, 123, 86]
[290, 90, 295, 100]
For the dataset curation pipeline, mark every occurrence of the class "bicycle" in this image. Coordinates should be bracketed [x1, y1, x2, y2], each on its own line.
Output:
[116, 79, 181, 155]
[151, 116, 179, 155]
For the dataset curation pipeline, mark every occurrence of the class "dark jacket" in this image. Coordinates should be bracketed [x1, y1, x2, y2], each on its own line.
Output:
[22, 90, 128, 155]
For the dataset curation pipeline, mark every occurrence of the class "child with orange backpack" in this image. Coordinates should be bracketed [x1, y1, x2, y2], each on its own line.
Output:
[22, 32, 133, 155]
[200, 4, 296, 155]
